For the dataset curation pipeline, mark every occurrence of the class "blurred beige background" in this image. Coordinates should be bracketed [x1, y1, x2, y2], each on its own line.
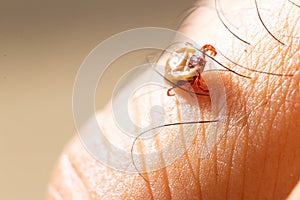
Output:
[0, 0, 196, 199]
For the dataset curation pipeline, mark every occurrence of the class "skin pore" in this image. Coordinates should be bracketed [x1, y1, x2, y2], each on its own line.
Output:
[47, 0, 300, 199]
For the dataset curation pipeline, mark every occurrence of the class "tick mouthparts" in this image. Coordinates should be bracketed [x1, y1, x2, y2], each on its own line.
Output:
[188, 55, 199, 68]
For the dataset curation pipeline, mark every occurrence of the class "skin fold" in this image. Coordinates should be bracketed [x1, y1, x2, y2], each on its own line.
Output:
[47, 0, 300, 199]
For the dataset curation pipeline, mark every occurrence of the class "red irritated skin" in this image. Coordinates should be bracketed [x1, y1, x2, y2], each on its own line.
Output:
[47, 0, 300, 199]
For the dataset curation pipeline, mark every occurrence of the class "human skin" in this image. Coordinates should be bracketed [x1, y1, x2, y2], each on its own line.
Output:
[47, 0, 300, 199]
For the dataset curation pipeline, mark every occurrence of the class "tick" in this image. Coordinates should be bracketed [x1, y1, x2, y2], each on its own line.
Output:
[164, 43, 217, 96]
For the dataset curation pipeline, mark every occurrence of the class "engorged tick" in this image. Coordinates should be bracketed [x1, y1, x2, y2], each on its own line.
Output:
[164, 44, 217, 96]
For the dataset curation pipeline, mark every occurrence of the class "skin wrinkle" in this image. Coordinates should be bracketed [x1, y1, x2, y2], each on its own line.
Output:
[196, 117, 207, 198]
[178, 158, 197, 199]
[255, 76, 298, 198]
[156, 137, 172, 199]
[215, 125, 228, 197]
[229, 124, 249, 199]
[274, 98, 293, 198]
[213, 73, 241, 198]
[194, 157, 202, 198]
[48, 182, 64, 199]
[274, 78, 293, 197]
[228, 107, 250, 198]
[49, 151, 91, 199]
[217, 129, 230, 198]
[197, 133, 209, 200]
[197, 157, 203, 199]
[223, 91, 243, 198]
[246, 102, 267, 198]
[255, 71, 273, 199]
[158, 89, 173, 200]
[195, 105, 205, 196]
[224, 128, 235, 199]
[171, 119, 208, 198]
[48, 186, 64, 200]
[199, 150, 215, 199]
[235, 98, 266, 198]
[68, 154, 93, 200]
[132, 96, 150, 191]
[48, 178, 65, 199]
[241, 120, 250, 199]
[259, 101, 277, 199]
[125, 178, 136, 200]
[141, 88, 154, 200]
[139, 90, 199, 198]
[226, 107, 250, 198]
[137, 141, 153, 198]
[71, 148, 103, 199]
[213, 136, 218, 196]
[175, 103, 201, 197]
[159, 93, 211, 198]
[272, 98, 287, 197]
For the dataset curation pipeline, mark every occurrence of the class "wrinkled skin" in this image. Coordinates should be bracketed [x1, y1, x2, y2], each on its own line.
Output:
[47, 0, 300, 199]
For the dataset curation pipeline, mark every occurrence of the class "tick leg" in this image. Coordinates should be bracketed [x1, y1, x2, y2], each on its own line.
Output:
[201, 44, 217, 57]
[196, 76, 209, 94]
[167, 80, 188, 96]
[167, 87, 176, 96]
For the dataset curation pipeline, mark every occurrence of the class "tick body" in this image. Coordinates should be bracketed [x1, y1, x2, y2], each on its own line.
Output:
[164, 44, 217, 96]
